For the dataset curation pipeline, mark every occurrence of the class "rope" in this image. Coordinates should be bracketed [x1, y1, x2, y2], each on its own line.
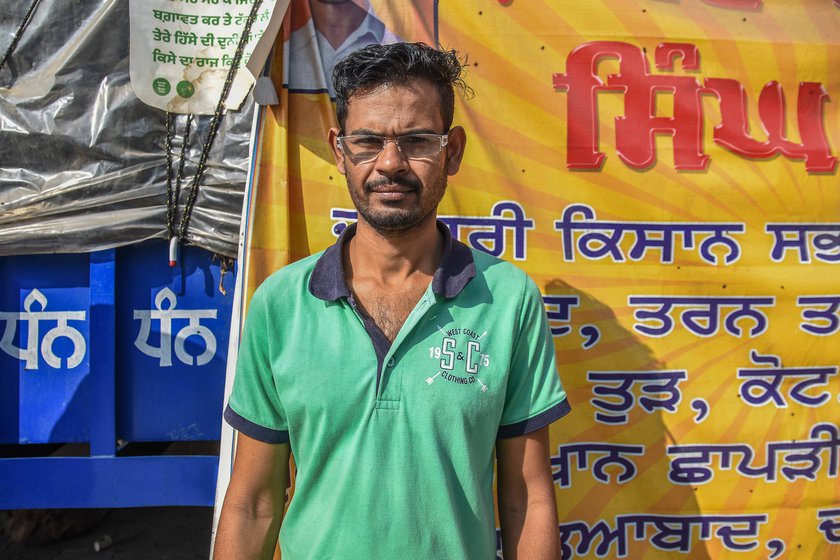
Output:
[0, 0, 42, 74]
[173, 113, 193, 233]
[164, 112, 176, 238]
[165, 113, 193, 240]
[176, 0, 263, 242]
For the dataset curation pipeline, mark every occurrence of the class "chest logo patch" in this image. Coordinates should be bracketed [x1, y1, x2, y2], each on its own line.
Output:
[425, 325, 491, 392]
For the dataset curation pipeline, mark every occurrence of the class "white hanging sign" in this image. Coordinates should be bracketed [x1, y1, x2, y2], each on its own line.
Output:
[128, 0, 286, 115]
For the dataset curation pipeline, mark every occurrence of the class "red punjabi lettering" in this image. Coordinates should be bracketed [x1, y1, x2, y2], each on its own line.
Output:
[704, 79, 837, 172]
[552, 41, 706, 171]
[553, 41, 837, 173]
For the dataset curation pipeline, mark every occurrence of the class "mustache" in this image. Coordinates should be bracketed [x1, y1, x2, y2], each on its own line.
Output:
[364, 176, 421, 192]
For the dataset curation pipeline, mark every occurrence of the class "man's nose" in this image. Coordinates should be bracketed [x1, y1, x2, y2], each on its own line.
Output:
[375, 138, 409, 173]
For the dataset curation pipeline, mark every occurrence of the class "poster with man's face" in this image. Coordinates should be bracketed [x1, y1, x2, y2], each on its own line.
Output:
[282, 0, 436, 96]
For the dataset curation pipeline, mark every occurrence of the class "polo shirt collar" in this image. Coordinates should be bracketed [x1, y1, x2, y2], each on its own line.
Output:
[309, 220, 476, 301]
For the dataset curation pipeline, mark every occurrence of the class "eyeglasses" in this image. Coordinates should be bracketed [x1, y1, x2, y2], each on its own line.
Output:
[336, 133, 449, 164]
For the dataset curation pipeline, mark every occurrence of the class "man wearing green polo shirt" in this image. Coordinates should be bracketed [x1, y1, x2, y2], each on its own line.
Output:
[214, 42, 570, 559]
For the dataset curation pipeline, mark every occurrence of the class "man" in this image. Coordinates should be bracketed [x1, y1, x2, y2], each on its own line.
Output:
[215, 42, 570, 559]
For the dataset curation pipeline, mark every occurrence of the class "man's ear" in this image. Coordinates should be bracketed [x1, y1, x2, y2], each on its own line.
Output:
[328, 127, 346, 175]
[445, 126, 467, 176]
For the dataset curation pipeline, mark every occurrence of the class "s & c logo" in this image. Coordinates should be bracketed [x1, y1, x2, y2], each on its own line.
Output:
[426, 326, 491, 392]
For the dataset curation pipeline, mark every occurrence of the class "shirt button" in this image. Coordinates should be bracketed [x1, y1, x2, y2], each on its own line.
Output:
[387, 357, 395, 367]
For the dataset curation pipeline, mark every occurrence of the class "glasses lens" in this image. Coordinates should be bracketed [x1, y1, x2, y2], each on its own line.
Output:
[339, 134, 445, 163]
[341, 136, 385, 162]
[399, 134, 442, 157]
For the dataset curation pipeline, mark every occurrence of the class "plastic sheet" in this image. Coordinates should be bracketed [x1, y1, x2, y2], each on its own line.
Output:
[0, 0, 254, 258]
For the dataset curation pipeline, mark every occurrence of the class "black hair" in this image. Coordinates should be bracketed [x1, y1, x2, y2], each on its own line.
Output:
[332, 42, 469, 133]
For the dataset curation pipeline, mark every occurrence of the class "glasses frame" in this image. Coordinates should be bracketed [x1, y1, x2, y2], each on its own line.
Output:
[336, 132, 450, 164]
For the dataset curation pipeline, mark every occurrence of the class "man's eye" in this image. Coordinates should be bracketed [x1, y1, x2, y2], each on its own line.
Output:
[403, 135, 432, 146]
[351, 138, 383, 149]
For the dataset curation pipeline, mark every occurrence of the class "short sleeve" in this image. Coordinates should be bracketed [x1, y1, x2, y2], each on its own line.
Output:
[497, 276, 571, 439]
[224, 287, 290, 444]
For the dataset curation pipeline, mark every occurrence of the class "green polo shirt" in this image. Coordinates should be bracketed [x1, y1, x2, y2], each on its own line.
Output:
[225, 222, 570, 559]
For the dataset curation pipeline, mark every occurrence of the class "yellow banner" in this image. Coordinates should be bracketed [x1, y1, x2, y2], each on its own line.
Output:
[240, 1, 840, 557]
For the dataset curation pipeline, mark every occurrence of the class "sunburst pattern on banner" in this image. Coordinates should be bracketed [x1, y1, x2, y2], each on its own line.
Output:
[237, 1, 840, 558]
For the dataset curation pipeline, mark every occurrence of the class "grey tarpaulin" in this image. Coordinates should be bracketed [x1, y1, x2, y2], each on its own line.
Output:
[0, 0, 255, 258]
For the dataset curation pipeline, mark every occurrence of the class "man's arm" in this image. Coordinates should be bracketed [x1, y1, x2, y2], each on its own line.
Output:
[496, 426, 560, 560]
[213, 432, 291, 560]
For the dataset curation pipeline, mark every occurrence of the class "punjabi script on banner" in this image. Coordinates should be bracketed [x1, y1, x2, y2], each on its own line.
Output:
[229, 0, 840, 558]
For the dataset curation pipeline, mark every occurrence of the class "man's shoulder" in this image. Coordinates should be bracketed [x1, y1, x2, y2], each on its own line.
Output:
[468, 247, 531, 289]
[255, 250, 325, 298]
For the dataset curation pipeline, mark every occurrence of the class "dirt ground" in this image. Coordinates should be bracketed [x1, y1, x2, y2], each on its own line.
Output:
[0, 507, 213, 559]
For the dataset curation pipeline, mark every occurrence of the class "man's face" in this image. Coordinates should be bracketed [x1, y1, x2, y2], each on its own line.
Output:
[329, 79, 466, 232]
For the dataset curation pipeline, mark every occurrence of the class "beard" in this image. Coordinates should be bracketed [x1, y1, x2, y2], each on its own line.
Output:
[348, 172, 447, 232]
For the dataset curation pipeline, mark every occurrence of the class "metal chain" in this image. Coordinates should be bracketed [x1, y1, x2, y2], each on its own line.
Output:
[0, 0, 42, 74]
[176, 0, 264, 243]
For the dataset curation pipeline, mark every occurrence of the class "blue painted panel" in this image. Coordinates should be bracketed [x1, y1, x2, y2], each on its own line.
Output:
[89, 250, 117, 457]
[0, 243, 233, 448]
[0, 455, 219, 509]
[0, 255, 91, 444]
[18, 286, 91, 443]
[0, 243, 233, 508]
[115, 242, 233, 442]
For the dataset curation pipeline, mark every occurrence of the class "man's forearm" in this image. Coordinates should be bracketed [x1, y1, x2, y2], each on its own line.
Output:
[496, 427, 561, 559]
[213, 501, 283, 560]
[213, 435, 290, 560]
[498, 496, 560, 560]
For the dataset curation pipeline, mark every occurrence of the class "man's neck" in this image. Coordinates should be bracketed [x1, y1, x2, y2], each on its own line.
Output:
[346, 216, 443, 288]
